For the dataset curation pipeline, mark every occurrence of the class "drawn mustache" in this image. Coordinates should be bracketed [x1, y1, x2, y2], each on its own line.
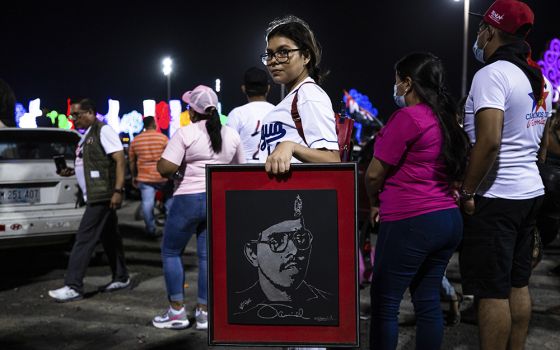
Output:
[279, 256, 303, 271]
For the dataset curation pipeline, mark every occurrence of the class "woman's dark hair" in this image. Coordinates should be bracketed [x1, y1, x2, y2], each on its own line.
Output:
[193, 107, 222, 153]
[266, 15, 328, 84]
[395, 52, 470, 182]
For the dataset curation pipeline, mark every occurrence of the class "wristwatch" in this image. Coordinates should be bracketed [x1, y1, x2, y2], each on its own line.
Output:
[459, 189, 475, 201]
[113, 187, 125, 194]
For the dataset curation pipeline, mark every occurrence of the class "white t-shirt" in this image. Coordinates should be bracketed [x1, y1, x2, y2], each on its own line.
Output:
[75, 124, 123, 201]
[161, 120, 245, 195]
[258, 77, 338, 163]
[464, 60, 553, 199]
[227, 100, 275, 163]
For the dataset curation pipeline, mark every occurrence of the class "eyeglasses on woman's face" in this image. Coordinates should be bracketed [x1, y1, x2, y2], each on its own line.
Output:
[260, 48, 302, 65]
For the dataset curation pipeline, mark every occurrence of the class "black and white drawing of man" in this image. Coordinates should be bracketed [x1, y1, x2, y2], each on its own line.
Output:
[227, 192, 339, 326]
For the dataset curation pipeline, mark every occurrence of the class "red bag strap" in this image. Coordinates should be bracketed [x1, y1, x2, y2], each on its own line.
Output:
[290, 81, 316, 145]
[291, 82, 355, 161]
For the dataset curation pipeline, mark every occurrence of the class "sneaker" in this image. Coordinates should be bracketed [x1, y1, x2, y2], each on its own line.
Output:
[152, 307, 190, 329]
[195, 308, 208, 330]
[101, 278, 131, 292]
[48, 286, 83, 303]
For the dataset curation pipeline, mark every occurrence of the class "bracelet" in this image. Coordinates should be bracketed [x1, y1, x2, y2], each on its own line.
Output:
[459, 189, 475, 201]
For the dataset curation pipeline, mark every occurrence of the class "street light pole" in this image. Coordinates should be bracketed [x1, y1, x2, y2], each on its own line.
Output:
[166, 75, 171, 102]
[461, 0, 470, 98]
[162, 57, 173, 101]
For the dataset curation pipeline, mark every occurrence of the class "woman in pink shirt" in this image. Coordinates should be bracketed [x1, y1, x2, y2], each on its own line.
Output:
[365, 53, 469, 349]
[152, 85, 244, 330]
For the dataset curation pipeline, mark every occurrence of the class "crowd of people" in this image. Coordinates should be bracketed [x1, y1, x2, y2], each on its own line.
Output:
[1, 0, 559, 349]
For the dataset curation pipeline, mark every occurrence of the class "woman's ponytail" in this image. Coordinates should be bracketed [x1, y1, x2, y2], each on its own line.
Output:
[205, 108, 222, 153]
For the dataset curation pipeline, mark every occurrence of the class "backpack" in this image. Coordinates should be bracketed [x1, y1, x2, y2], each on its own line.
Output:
[291, 82, 354, 161]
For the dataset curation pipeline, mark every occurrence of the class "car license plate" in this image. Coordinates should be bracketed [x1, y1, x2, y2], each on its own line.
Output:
[0, 188, 41, 204]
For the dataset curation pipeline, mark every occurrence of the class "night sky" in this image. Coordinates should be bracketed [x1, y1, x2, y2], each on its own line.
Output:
[2, 1, 558, 121]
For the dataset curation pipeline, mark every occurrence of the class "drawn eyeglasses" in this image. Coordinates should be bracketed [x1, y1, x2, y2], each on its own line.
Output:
[256, 228, 313, 253]
[260, 48, 302, 65]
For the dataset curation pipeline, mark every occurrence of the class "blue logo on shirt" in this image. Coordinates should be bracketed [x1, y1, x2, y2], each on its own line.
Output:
[259, 122, 286, 151]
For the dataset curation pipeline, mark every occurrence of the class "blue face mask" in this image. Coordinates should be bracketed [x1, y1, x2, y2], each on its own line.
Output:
[472, 28, 489, 64]
[472, 40, 485, 63]
[393, 83, 407, 108]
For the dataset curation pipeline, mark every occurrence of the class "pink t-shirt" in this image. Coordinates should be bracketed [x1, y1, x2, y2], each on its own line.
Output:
[162, 120, 245, 195]
[374, 103, 456, 222]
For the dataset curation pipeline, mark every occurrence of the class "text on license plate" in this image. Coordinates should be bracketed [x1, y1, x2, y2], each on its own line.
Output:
[0, 188, 41, 204]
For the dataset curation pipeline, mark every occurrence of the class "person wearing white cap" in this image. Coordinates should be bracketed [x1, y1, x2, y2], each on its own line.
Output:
[152, 85, 244, 330]
[258, 15, 340, 175]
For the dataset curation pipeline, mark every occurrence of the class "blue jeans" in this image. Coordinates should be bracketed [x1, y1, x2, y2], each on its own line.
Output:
[370, 208, 462, 350]
[161, 192, 207, 305]
[138, 182, 173, 234]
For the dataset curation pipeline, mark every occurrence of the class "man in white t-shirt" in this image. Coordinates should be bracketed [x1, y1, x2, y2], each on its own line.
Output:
[459, 1, 553, 349]
[49, 98, 130, 303]
[227, 67, 275, 162]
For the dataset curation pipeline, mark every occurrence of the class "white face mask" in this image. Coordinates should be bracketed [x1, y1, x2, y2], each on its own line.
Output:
[393, 82, 407, 108]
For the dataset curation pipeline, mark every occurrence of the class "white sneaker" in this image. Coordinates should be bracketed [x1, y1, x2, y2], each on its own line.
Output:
[48, 286, 82, 302]
[195, 308, 208, 330]
[152, 307, 190, 329]
[101, 278, 131, 292]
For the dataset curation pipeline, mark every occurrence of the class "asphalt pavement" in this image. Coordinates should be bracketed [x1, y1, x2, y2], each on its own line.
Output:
[0, 199, 559, 349]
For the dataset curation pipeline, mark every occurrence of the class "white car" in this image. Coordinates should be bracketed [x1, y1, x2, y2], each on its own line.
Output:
[0, 128, 85, 249]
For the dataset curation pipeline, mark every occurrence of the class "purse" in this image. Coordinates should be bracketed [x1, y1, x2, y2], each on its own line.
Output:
[291, 82, 355, 161]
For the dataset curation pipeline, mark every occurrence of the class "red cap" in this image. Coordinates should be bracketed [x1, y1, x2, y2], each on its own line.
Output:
[483, 0, 534, 36]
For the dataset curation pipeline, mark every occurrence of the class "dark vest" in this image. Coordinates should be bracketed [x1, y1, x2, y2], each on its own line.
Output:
[83, 120, 116, 203]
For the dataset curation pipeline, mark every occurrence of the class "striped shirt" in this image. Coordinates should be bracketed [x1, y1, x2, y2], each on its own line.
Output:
[129, 129, 168, 183]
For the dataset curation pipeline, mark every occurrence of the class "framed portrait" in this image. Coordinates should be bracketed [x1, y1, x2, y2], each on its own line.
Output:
[207, 163, 358, 347]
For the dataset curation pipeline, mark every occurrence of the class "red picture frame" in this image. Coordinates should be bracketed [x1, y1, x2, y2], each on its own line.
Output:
[207, 163, 358, 347]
